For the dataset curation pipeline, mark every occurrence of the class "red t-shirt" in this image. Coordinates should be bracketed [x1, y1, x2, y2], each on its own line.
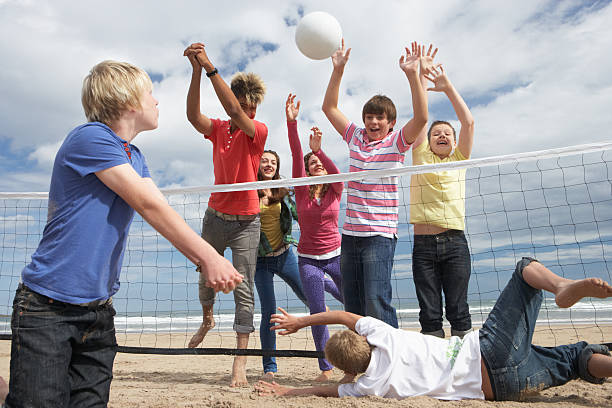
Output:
[205, 118, 267, 215]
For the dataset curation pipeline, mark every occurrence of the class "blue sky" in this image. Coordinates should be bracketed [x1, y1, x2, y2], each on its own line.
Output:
[1, 0, 612, 192]
[1, 1, 612, 333]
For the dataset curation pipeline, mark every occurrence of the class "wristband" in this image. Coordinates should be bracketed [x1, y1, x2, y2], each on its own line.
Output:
[206, 68, 218, 78]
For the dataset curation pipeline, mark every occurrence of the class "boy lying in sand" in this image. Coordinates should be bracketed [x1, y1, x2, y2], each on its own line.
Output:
[256, 257, 612, 401]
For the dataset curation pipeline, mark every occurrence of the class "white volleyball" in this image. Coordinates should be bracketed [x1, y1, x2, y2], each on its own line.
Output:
[295, 11, 342, 60]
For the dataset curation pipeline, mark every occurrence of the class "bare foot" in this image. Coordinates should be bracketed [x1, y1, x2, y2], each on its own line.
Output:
[261, 371, 275, 382]
[0, 375, 8, 404]
[188, 318, 215, 348]
[555, 278, 612, 308]
[230, 356, 249, 387]
[314, 370, 333, 382]
[339, 372, 356, 384]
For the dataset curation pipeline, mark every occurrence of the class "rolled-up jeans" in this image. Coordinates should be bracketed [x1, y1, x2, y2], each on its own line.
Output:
[198, 208, 260, 333]
[5, 284, 117, 407]
[479, 257, 610, 401]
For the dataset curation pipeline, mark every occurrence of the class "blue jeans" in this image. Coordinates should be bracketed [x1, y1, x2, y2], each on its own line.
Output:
[479, 258, 609, 401]
[255, 247, 307, 373]
[341, 234, 398, 328]
[6, 284, 117, 408]
[199, 209, 260, 333]
[412, 229, 472, 333]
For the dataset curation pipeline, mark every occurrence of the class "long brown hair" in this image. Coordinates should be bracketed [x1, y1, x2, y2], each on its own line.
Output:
[303, 152, 329, 200]
[258, 150, 290, 204]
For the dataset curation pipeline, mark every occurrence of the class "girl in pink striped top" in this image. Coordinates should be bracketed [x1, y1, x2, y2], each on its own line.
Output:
[286, 93, 345, 382]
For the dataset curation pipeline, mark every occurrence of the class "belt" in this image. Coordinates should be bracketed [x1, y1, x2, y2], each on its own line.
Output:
[74, 298, 113, 309]
[207, 207, 258, 221]
[264, 244, 290, 257]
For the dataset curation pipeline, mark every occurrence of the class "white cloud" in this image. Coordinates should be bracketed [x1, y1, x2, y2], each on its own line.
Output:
[1, 0, 611, 192]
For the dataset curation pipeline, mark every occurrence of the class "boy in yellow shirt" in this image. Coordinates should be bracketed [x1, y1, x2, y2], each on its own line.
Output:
[410, 65, 475, 338]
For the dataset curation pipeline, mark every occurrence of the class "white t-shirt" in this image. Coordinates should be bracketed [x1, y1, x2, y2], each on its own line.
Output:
[338, 317, 484, 400]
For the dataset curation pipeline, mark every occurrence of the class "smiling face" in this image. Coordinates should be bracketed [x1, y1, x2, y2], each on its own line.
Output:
[428, 122, 456, 158]
[363, 112, 396, 142]
[306, 153, 327, 176]
[259, 152, 278, 180]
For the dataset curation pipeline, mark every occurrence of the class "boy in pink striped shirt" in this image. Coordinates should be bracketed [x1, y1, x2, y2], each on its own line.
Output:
[322, 40, 433, 327]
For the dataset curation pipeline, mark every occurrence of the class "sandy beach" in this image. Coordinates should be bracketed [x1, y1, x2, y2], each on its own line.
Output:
[1, 325, 611, 407]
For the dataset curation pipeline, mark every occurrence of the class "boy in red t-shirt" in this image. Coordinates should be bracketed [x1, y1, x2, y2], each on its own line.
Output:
[184, 42, 267, 387]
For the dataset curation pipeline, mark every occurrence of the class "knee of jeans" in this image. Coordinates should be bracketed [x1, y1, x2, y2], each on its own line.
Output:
[579, 343, 610, 384]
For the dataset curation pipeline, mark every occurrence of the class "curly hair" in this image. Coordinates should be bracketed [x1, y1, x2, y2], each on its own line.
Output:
[230, 72, 266, 106]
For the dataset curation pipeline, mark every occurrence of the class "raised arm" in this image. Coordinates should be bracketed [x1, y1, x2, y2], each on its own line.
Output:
[270, 307, 362, 334]
[412, 45, 438, 149]
[425, 65, 475, 158]
[286, 94, 307, 179]
[309, 127, 343, 195]
[398, 42, 429, 145]
[187, 43, 257, 137]
[322, 39, 351, 136]
[96, 164, 243, 293]
[184, 44, 213, 135]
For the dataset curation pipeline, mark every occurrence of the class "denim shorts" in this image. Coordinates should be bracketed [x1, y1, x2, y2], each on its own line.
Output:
[479, 257, 610, 401]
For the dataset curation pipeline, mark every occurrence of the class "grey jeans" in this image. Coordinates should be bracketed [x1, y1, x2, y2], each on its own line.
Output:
[199, 208, 260, 333]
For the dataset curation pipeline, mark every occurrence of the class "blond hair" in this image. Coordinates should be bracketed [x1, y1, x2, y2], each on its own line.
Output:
[324, 330, 372, 375]
[230, 72, 266, 106]
[81, 60, 152, 125]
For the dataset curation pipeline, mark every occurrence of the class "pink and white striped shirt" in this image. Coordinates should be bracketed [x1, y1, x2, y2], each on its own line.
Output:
[343, 122, 411, 238]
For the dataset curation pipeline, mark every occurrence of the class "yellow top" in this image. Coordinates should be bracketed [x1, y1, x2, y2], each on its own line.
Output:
[410, 139, 467, 230]
[260, 201, 284, 251]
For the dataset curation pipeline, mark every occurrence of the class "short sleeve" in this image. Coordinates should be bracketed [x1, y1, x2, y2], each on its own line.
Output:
[205, 118, 223, 141]
[343, 122, 359, 144]
[252, 120, 268, 151]
[354, 316, 392, 337]
[64, 124, 129, 177]
[395, 129, 411, 153]
[412, 137, 429, 164]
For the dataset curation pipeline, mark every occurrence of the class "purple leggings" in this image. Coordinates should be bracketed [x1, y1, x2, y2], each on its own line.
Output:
[298, 255, 343, 371]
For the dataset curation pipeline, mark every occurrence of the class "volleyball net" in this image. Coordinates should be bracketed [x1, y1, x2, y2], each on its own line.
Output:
[1, 142, 611, 355]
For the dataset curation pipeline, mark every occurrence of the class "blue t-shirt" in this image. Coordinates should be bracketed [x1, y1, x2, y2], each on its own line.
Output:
[22, 122, 150, 303]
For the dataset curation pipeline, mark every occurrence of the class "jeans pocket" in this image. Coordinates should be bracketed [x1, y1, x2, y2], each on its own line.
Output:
[490, 364, 520, 401]
[525, 369, 552, 395]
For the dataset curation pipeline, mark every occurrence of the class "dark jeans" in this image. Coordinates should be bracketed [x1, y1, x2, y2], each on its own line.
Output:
[341, 234, 398, 328]
[412, 229, 472, 333]
[5, 284, 117, 408]
[255, 247, 307, 373]
[479, 257, 609, 400]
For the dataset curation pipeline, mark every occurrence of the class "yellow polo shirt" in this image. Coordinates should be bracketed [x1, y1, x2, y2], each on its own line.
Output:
[410, 139, 467, 230]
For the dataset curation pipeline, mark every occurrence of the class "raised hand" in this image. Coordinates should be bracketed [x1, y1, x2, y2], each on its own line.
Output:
[425, 65, 452, 93]
[331, 38, 351, 70]
[399, 41, 421, 74]
[285, 93, 301, 122]
[183, 42, 213, 71]
[270, 307, 301, 335]
[419, 43, 439, 77]
[183, 43, 205, 71]
[309, 127, 322, 153]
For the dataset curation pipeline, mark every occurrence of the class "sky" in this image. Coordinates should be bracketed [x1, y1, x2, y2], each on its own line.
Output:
[1, 0, 612, 192]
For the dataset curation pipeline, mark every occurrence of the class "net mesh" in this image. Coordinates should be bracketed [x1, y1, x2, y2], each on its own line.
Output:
[1, 142, 611, 354]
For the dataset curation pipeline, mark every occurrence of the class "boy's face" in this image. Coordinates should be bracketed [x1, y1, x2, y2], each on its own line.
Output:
[364, 113, 396, 142]
[429, 123, 456, 158]
[238, 96, 258, 119]
[136, 87, 159, 131]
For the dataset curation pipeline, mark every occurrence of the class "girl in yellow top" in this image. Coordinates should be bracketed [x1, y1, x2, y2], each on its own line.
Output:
[410, 64, 475, 338]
